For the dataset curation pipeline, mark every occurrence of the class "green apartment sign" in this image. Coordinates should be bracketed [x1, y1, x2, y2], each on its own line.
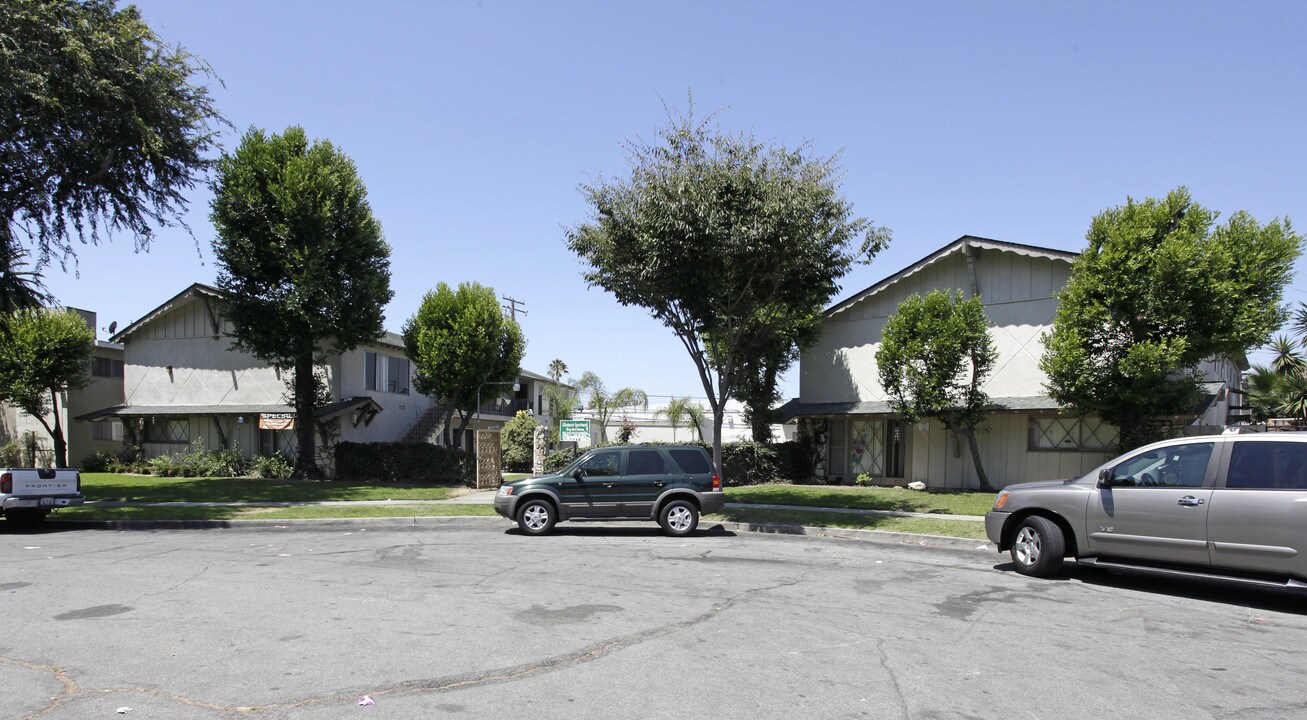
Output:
[559, 419, 590, 442]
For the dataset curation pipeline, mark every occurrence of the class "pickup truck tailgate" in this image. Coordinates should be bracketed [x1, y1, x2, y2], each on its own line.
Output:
[2, 469, 80, 495]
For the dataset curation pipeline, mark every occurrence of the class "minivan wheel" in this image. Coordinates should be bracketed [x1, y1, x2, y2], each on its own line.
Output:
[659, 500, 699, 537]
[516, 499, 557, 536]
[1010, 515, 1065, 577]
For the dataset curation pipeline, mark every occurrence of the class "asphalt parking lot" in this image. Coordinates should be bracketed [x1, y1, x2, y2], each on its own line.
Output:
[4, 519, 1306, 719]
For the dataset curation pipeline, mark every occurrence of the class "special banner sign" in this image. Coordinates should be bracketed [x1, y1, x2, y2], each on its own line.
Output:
[260, 413, 296, 430]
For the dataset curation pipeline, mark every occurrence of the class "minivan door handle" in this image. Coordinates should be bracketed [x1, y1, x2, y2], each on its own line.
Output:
[1177, 496, 1205, 506]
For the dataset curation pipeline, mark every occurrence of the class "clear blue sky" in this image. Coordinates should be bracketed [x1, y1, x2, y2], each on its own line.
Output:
[42, 0, 1307, 403]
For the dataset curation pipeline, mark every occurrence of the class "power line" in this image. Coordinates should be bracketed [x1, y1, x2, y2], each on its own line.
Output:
[502, 295, 527, 321]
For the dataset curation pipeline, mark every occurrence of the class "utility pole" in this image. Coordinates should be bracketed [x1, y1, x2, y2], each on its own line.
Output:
[502, 295, 527, 321]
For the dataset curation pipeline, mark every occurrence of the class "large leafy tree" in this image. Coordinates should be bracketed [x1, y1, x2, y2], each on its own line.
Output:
[210, 126, 392, 479]
[730, 316, 821, 443]
[1041, 187, 1301, 450]
[403, 281, 525, 448]
[0, 307, 95, 467]
[877, 290, 998, 492]
[575, 371, 647, 443]
[0, 0, 225, 315]
[567, 105, 887, 474]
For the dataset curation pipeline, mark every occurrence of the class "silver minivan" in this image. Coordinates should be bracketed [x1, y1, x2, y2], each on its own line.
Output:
[985, 433, 1307, 589]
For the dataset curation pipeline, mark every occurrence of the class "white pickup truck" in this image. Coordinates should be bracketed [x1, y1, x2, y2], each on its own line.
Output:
[1, 468, 84, 527]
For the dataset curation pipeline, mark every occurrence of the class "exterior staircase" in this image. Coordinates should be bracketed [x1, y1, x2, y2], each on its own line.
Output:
[400, 404, 449, 444]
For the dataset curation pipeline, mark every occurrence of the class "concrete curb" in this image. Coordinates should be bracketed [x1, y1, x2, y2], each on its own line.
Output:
[45, 515, 996, 552]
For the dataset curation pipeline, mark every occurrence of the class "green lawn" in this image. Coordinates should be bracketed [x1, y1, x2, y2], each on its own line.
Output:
[724, 484, 996, 516]
[79, 473, 469, 503]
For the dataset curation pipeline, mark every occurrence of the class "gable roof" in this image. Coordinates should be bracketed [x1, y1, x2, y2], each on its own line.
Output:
[111, 282, 224, 343]
[826, 235, 1078, 317]
[110, 282, 406, 350]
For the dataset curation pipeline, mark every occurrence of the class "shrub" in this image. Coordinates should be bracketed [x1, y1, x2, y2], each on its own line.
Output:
[335, 442, 474, 485]
[855, 472, 874, 487]
[615, 416, 637, 443]
[1, 439, 24, 467]
[80, 451, 116, 473]
[720, 440, 780, 487]
[501, 411, 539, 472]
[773, 440, 819, 483]
[543, 446, 585, 473]
[148, 455, 179, 477]
[252, 454, 293, 479]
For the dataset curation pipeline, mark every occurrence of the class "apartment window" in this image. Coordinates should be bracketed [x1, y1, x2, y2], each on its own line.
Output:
[92, 419, 124, 441]
[92, 357, 125, 378]
[1029, 417, 1117, 452]
[145, 418, 189, 444]
[365, 351, 411, 394]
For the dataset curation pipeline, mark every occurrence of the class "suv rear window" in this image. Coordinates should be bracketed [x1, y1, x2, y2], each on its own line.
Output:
[668, 448, 712, 475]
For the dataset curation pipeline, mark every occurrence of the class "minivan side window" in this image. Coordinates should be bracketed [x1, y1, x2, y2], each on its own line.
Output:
[1226, 442, 1307, 490]
[1111, 442, 1213, 488]
[668, 449, 712, 475]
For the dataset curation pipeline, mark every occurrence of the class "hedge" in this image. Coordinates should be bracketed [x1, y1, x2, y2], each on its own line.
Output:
[335, 442, 474, 484]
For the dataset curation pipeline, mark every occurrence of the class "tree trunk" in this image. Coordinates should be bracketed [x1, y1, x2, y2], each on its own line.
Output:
[49, 388, 67, 468]
[293, 355, 322, 480]
[749, 362, 779, 443]
[709, 398, 725, 478]
[958, 426, 993, 492]
[1116, 406, 1152, 454]
[942, 417, 993, 492]
[455, 408, 474, 451]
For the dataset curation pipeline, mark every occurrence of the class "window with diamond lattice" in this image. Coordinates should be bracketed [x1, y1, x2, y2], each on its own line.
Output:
[1029, 417, 1117, 452]
[849, 420, 886, 477]
[145, 418, 189, 444]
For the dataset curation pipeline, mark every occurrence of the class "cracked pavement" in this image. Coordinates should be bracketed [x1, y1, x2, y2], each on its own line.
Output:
[3, 523, 1307, 719]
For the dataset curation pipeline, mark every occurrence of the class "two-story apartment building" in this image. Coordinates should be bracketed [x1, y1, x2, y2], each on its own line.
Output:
[75, 283, 564, 473]
[778, 237, 1244, 490]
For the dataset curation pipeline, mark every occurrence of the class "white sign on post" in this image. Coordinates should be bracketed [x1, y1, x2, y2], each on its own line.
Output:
[560, 419, 590, 443]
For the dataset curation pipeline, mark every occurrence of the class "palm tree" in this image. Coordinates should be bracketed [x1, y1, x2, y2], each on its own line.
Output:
[547, 358, 567, 383]
[577, 371, 648, 442]
[653, 397, 706, 442]
[1269, 335, 1307, 377]
[541, 383, 580, 443]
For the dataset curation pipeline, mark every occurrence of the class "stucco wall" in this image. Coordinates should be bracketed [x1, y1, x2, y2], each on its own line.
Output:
[334, 342, 435, 443]
[801, 248, 1072, 404]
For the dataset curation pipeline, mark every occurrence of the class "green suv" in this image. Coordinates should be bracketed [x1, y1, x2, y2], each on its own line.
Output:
[494, 444, 724, 536]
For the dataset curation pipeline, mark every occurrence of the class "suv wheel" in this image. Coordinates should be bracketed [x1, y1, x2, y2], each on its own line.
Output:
[659, 500, 699, 537]
[1010, 515, 1065, 577]
[516, 499, 557, 536]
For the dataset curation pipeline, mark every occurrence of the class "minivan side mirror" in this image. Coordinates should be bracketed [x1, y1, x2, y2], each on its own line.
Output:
[571, 468, 584, 481]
